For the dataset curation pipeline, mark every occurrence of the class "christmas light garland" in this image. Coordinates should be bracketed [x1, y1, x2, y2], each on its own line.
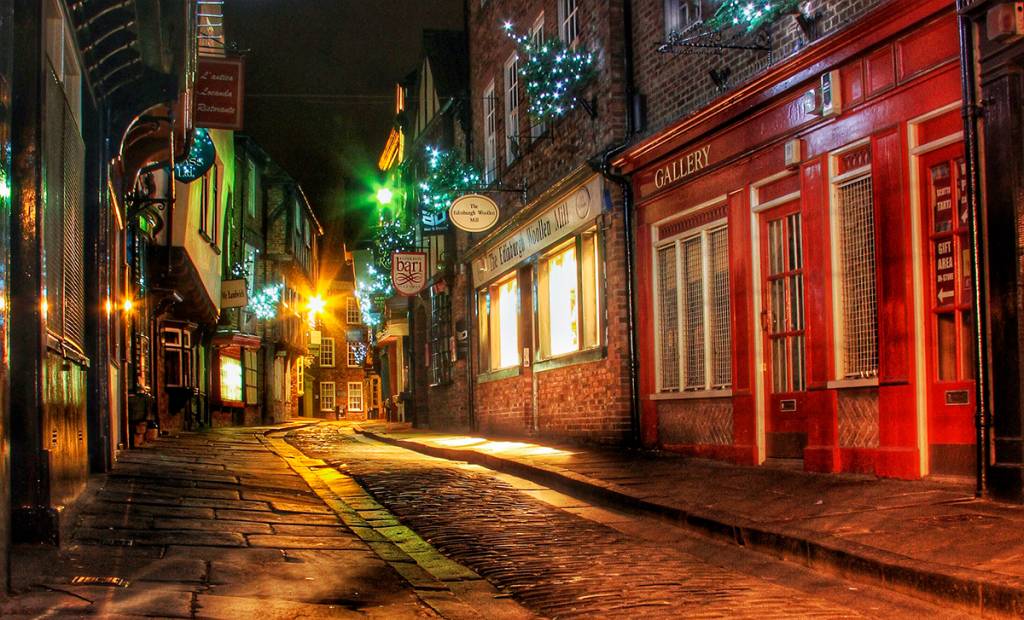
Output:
[248, 284, 282, 320]
[705, 0, 803, 33]
[504, 23, 596, 122]
[373, 217, 416, 271]
[419, 146, 481, 229]
[355, 264, 391, 328]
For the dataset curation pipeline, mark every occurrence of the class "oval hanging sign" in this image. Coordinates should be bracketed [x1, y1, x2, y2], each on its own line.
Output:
[449, 194, 500, 233]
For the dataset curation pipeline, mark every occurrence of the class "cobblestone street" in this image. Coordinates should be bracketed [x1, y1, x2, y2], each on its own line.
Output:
[288, 423, 966, 619]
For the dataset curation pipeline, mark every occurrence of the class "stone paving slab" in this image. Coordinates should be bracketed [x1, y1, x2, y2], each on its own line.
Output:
[357, 422, 1024, 617]
[2, 425, 441, 619]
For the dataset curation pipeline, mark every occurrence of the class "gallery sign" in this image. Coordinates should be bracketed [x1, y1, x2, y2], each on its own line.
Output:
[449, 194, 500, 233]
[472, 175, 601, 287]
[194, 57, 245, 130]
[221, 279, 248, 309]
[391, 251, 428, 296]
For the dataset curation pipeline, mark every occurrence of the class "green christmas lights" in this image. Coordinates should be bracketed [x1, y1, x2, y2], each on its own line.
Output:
[248, 284, 282, 320]
[705, 0, 803, 33]
[355, 264, 391, 328]
[504, 23, 596, 122]
[373, 216, 416, 271]
[419, 146, 481, 229]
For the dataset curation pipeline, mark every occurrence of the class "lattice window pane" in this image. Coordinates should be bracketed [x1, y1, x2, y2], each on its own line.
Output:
[682, 237, 705, 389]
[838, 176, 878, 378]
[709, 227, 731, 388]
[320, 382, 335, 411]
[657, 245, 679, 391]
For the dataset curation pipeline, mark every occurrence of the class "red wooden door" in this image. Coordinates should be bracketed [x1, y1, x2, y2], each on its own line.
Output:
[760, 200, 810, 459]
[919, 143, 976, 476]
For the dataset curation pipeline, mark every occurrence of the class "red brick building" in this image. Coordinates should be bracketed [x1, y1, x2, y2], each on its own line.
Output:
[464, 0, 633, 442]
[618, 0, 973, 479]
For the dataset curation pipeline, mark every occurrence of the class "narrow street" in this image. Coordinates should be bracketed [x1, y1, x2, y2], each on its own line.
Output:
[286, 423, 967, 619]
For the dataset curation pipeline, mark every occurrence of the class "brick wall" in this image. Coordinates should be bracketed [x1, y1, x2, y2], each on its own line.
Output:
[464, 1, 634, 444]
[631, 0, 890, 140]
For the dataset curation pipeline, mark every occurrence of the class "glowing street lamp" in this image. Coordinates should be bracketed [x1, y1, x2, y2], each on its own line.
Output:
[305, 294, 326, 321]
[375, 187, 394, 206]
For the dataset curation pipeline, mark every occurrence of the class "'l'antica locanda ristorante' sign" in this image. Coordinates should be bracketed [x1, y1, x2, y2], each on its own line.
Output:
[194, 57, 245, 130]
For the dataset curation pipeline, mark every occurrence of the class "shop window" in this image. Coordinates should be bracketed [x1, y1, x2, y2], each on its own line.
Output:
[321, 336, 335, 367]
[430, 290, 453, 385]
[219, 352, 243, 403]
[655, 224, 731, 392]
[348, 381, 363, 412]
[346, 296, 361, 324]
[483, 81, 497, 183]
[162, 327, 194, 388]
[537, 229, 601, 359]
[244, 349, 258, 405]
[504, 53, 520, 164]
[834, 174, 879, 379]
[559, 0, 579, 46]
[664, 0, 702, 36]
[347, 342, 361, 368]
[320, 381, 335, 412]
[478, 274, 520, 371]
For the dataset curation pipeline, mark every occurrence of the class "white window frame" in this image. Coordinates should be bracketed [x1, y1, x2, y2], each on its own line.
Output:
[559, 0, 579, 47]
[320, 336, 335, 367]
[347, 342, 361, 368]
[483, 81, 497, 183]
[348, 381, 364, 412]
[295, 356, 304, 396]
[504, 53, 520, 165]
[828, 139, 880, 385]
[319, 381, 336, 412]
[346, 297, 360, 324]
[664, 0, 703, 37]
[530, 14, 547, 138]
[653, 214, 731, 395]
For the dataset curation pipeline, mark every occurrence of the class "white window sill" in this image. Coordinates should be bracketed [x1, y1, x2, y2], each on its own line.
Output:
[826, 378, 879, 390]
[650, 389, 733, 401]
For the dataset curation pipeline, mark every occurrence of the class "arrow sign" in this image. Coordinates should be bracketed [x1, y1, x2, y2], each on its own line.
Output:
[937, 288, 955, 304]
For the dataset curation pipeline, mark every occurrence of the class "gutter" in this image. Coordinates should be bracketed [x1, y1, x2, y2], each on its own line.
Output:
[596, 0, 641, 446]
[956, 0, 991, 497]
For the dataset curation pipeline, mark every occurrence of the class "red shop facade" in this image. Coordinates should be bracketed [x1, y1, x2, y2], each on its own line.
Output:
[618, 1, 972, 479]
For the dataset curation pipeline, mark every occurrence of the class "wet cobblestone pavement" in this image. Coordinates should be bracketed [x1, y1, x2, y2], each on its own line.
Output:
[288, 424, 957, 619]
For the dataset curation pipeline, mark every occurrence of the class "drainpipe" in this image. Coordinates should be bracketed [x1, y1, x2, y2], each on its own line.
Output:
[956, 0, 990, 498]
[598, 0, 641, 446]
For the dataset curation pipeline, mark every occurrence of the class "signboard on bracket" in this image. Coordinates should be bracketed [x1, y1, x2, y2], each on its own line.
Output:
[392, 251, 428, 296]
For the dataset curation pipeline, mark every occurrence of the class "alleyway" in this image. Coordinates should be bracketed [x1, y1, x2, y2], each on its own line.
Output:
[286, 423, 966, 619]
[1, 422, 969, 619]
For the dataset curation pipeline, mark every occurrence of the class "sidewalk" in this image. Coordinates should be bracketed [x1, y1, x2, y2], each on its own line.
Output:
[356, 422, 1024, 617]
[0, 423, 452, 619]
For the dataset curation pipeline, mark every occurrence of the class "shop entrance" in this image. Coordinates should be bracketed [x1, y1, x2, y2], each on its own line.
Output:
[919, 143, 976, 477]
[760, 200, 810, 459]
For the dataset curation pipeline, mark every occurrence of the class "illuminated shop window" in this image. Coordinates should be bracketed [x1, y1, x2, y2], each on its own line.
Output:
[655, 223, 731, 392]
[220, 353, 243, 403]
[537, 228, 602, 359]
[478, 274, 520, 371]
[244, 349, 258, 405]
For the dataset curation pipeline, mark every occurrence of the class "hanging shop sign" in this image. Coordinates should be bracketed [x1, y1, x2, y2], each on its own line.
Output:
[194, 57, 245, 130]
[221, 279, 248, 309]
[391, 251, 428, 296]
[449, 194, 500, 233]
[472, 175, 600, 287]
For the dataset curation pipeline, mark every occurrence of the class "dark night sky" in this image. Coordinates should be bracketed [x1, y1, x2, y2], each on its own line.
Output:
[223, 1, 465, 242]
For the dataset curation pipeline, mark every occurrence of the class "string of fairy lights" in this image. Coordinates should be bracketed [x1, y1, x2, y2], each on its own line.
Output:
[503, 22, 595, 121]
[419, 146, 481, 229]
[705, 0, 803, 32]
